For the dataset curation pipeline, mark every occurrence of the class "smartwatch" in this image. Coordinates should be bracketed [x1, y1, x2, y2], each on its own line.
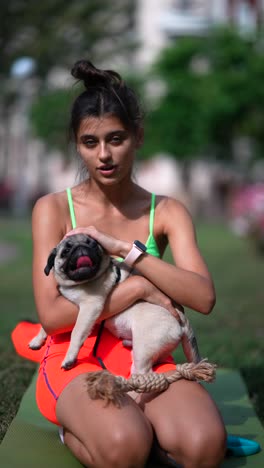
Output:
[123, 240, 147, 267]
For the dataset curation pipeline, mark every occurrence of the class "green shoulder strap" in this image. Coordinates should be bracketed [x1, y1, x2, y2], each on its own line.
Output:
[66, 187, 77, 229]
[149, 193, 156, 235]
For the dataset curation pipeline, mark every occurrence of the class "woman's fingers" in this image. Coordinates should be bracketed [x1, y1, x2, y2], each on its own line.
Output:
[64, 226, 98, 239]
[140, 278, 181, 322]
[64, 226, 128, 257]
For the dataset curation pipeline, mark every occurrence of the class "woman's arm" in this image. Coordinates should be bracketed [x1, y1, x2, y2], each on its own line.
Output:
[67, 199, 215, 315]
[134, 199, 216, 314]
[32, 194, 78, 335]
[32, 195, 175, 336]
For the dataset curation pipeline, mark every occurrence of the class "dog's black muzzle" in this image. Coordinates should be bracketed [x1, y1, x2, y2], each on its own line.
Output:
[62, 236, 103, 282]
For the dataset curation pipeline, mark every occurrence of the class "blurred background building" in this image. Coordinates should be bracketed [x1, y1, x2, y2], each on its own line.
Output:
[1, 0, 264, 232]
[136, 0, 264, 68]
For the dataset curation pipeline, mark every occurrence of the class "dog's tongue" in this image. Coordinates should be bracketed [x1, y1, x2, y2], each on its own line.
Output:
[76, 256, 93, 269]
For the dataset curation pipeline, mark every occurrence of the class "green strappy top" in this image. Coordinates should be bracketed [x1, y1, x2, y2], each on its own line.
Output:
[66, 187, 160, 258]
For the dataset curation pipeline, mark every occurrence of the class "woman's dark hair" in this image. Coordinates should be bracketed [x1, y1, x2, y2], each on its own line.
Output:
[70, 60, 143, 140]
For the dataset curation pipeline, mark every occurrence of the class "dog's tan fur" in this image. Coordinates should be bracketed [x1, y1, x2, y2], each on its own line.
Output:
[29, 233, 201, 372]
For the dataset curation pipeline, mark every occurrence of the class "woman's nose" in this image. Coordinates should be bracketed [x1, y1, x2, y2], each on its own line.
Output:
[99, 142, 111, 160]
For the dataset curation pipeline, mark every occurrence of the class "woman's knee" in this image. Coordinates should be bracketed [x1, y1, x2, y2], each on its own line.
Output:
[82, 422, 153, 468]
[56, 374, 153, 467]
[188, 425, 226, 467]
[102, 424, 153, 467]
[168, 423, 227, 467]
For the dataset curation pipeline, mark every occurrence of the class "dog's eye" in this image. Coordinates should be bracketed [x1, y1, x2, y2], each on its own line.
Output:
[86, 238, 97, 247]
[61, 243, 72, 257]
[61, 249, 69, 257]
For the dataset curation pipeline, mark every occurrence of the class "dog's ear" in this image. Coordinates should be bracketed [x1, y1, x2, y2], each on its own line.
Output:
[44, 248, 57, 276]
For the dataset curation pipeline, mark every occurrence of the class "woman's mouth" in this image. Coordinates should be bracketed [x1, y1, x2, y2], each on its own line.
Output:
[97, 164, 117, 176]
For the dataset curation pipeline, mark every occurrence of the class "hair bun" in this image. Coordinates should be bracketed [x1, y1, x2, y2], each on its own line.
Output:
[71, 59, 122, 89]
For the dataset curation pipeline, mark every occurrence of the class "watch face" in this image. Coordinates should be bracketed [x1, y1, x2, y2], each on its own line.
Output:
[134, 240, 147, 252]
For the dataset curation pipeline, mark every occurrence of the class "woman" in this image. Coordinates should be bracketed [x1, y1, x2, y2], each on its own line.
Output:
[21, 60, 226, 467]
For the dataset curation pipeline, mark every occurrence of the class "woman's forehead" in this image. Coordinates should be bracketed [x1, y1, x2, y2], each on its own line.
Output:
[78, 115, 126, 136]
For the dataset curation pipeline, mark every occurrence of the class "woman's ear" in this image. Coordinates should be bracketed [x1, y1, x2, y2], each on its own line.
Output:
[135, 127, 144, 148]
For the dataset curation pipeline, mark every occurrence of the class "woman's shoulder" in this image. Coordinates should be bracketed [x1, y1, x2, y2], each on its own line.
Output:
[135, 185, 192, 227]
[155, 196, 195, 238]
[33, 190, 67, 216]
[32, 189, 73, 237]
[156, 195, 192, 218]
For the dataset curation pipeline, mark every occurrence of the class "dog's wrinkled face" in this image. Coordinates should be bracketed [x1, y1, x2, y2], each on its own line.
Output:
[44, 234, 110, 285]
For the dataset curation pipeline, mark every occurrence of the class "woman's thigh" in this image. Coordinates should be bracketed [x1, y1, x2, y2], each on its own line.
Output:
[56, 373, 153, 468]
[137, 378, 227, 467]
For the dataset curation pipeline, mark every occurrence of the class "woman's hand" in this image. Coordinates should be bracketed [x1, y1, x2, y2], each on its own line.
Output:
[65, 226, 130, 258]
[139, 276, 181, 321]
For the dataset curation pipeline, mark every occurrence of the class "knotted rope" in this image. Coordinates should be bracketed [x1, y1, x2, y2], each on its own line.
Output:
[86, 359, 216, 407]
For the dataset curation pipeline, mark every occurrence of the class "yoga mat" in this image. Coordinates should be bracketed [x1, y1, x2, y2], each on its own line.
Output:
[0, 369, 263, 467]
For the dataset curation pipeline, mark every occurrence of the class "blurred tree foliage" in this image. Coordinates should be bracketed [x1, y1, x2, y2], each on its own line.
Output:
[0, 0, 136, 79]
[141, 27, 264, 162]
[0, 0, 136, 161]
[30, 88, 75, 158]
[26, 25, 264, 164]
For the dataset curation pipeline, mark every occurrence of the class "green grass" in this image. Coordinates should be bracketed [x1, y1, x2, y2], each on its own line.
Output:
[0, 217, 263, 443]
[0, 217, 37, 441]
[169, 223, 264, 369]
[165, 223, 264, 426]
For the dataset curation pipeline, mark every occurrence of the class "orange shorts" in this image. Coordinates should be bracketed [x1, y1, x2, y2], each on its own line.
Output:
[12, 321, 176, 425]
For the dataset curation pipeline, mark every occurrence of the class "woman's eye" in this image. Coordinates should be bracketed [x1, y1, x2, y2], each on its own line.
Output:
[84, 139, 96, 147]
[111, 136, 122, 145]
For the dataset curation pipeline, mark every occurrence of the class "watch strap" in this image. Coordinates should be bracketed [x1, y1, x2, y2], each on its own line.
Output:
[123, 240, 146, 267]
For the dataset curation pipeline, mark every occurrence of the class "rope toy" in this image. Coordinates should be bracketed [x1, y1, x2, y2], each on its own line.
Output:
[86, 359, 216, 407]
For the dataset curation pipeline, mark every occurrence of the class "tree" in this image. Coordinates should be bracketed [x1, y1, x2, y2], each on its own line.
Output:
[140, 27, 264, 164]
[0, 0, 136, 79]
[30, 88, 75, 159]
[0, 0, 136, 178]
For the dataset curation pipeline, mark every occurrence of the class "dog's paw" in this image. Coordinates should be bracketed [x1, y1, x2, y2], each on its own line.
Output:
[122, 339, 132, 347]
[28, 338, 45, 349]
[61, 358, 76, 370]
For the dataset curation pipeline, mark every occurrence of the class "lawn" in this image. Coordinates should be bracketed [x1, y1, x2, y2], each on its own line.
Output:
[0, 216, 263, 443]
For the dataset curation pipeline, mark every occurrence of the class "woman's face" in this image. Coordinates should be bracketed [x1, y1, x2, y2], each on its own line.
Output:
[76, 115, 143, 185]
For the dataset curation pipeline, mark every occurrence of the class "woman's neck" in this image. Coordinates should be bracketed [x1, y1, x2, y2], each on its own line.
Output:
[82, 178, 140, 209]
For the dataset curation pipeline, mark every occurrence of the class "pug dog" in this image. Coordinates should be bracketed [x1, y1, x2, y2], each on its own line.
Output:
[29, 233, 202, 373]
